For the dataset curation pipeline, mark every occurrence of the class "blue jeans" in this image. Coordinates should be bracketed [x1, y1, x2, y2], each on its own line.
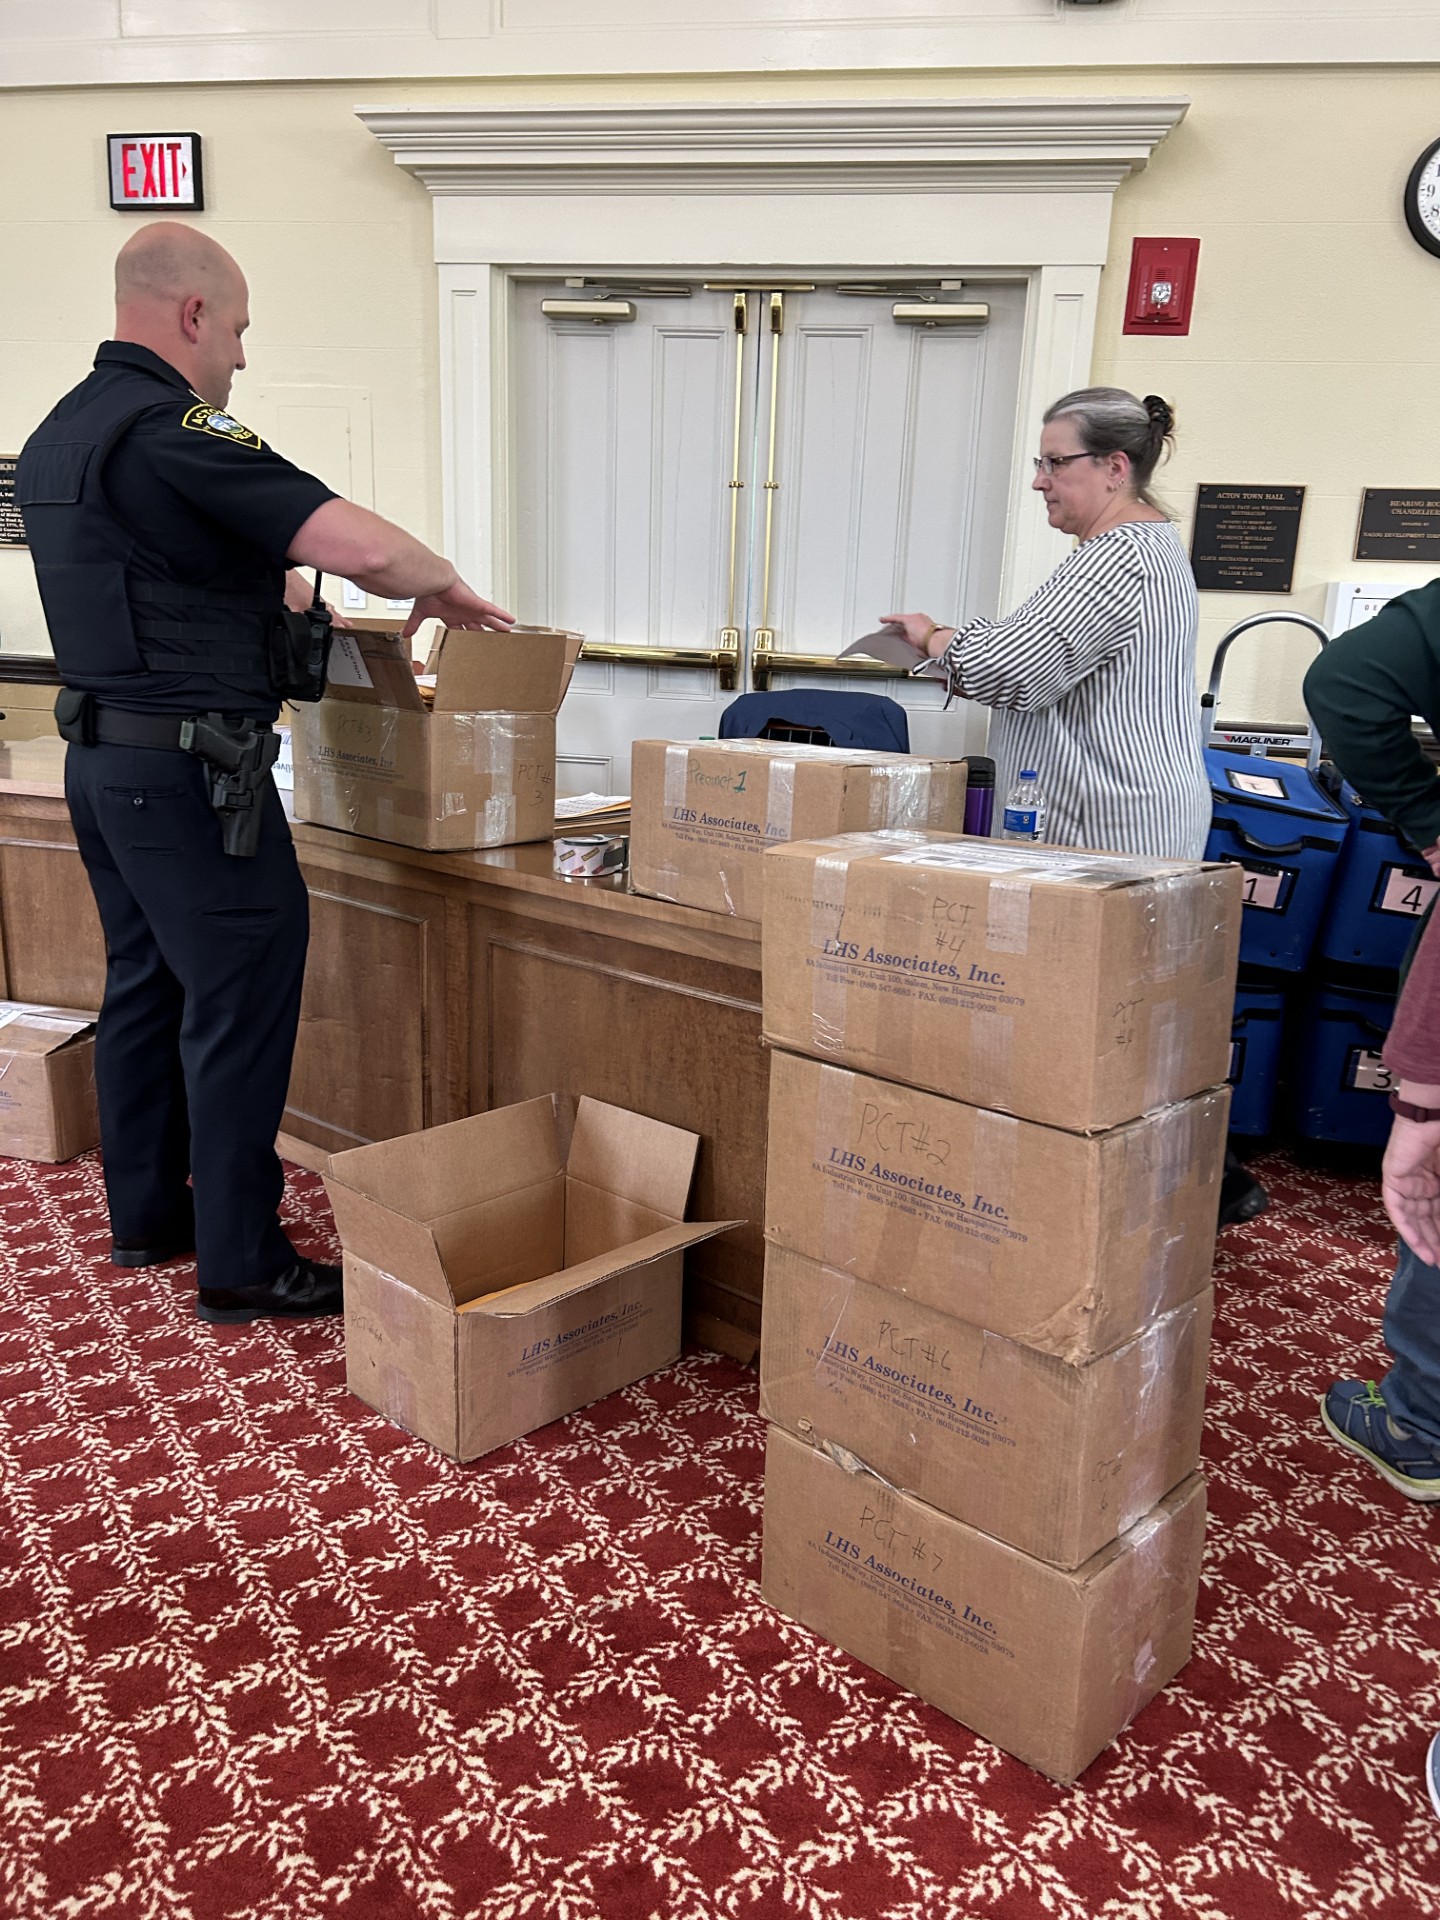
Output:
[1381, 1239, 1440, 1450]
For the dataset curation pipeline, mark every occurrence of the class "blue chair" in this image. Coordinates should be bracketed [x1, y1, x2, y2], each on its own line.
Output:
[719, 690, 910, 753]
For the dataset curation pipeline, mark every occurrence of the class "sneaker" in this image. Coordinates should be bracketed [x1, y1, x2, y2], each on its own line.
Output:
[1428, 1731, 1440, 1820]
[196, 1258, 343, 1325]
[1320, 1380, 1440, 1502]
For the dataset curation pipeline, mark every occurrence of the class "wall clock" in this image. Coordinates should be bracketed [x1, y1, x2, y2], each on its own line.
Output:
[1404, 137, 1440, 258]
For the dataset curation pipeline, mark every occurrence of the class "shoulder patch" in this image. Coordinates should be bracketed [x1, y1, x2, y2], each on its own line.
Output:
[181, 403, 263, 449]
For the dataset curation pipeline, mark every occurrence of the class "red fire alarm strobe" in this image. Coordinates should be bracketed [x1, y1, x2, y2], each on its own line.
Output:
[1123, 236, 1199, 336]
[107, 134, 204, 212]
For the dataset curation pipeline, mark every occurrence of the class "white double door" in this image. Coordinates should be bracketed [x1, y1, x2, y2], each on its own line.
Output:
[508, 277, 1027, 792]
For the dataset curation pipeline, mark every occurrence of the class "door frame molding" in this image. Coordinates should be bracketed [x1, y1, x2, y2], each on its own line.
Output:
[360, 96, 1187, 618]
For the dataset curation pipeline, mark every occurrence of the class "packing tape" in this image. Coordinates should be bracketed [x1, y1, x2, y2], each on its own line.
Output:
[663, 743, 690, 819]
[814, 1063, 863, 1276]
[1143, 871, 1214, 983]
[478, 794, 517, 846]
[765, 758, 796, 844]
[867, 761, 934, 831]
[651, 862, 681, 902]
[808, 849, 854, 1057]
[1143, 1001, 1189, 1111]
[968, 1009, 1015, 1112]
[985, 877, 1032, 955]
[971, 1106, 1019, 1222]
[1121, 1095, 1200, 1240]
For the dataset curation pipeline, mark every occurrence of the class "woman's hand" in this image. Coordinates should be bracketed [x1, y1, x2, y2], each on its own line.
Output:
[1383, 1111, 1440, 1267]
[880, 612, 955, 659]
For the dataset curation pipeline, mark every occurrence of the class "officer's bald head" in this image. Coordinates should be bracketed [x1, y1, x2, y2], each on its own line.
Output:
[115, 222, 243, 311]
[113, 222, 250, 410]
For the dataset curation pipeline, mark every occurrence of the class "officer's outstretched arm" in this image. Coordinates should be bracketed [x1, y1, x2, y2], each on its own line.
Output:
[288, 499, 513, 636]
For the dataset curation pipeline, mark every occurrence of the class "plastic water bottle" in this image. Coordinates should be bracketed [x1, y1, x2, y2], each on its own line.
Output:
[1001, 769, 1046, 842]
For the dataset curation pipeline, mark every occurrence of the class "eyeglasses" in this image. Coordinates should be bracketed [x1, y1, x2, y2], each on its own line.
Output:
[1032, 452, 1102, 477]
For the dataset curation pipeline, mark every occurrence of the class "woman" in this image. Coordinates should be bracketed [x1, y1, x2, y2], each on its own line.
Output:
[884, 386, 1210, 861]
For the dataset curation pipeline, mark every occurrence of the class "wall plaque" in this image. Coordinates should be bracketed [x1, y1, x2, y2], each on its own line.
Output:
[1355, 490, 1440, 563]
[1191, 485, 1305, 593]
[0, 458, 26, 549]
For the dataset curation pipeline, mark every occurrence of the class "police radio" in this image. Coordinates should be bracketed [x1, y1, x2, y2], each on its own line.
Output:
[270, 571, 334, 702]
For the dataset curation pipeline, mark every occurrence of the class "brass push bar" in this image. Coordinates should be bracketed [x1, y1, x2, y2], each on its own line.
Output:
[578, 636, 742, 692]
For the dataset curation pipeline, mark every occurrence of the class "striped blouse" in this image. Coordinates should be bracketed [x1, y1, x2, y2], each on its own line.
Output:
[941, 519, 1211, 860]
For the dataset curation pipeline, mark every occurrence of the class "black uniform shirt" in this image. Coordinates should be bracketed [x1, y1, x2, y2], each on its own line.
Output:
[97, 342, 337, 715]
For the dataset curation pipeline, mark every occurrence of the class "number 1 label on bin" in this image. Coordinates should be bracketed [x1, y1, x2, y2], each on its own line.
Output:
[1377, 866, 1439, 918]
[1239, 865, 1286, 911]
[1347, 1050, 1396, 1094]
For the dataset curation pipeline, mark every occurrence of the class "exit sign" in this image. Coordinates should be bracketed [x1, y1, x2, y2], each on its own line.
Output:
[108, 133, 204, 211]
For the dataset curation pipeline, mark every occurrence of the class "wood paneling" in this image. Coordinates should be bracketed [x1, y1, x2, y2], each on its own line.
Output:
[287, 862, 463, 1157]
[0, 799, 105, 1008]
[474, 916, 768, 1337]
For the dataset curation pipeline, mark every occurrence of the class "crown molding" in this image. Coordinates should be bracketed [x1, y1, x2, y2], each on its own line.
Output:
[356, 98, 1190, 198]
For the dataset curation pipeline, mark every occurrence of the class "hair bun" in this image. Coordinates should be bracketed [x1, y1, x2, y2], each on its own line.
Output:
[1142, 393, 1174, 437]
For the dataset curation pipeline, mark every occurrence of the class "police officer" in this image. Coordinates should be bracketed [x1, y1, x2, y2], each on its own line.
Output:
[17, 222, 513, 1324]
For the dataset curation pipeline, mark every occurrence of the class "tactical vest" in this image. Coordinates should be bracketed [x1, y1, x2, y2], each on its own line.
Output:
[17, 356, 282, 706]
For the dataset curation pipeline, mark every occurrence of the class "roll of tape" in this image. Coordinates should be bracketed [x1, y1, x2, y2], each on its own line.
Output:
[554, 833, 628, 879]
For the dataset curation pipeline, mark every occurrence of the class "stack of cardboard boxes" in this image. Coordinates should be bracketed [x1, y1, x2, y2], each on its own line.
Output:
[757, 830, 1242, 1783]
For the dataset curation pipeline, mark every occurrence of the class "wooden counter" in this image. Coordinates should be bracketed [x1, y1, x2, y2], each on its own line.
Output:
[0, 741, 767, 1358]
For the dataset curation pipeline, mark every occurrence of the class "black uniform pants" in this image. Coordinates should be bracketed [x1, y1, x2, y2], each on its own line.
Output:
[65, 741, 309, 1293]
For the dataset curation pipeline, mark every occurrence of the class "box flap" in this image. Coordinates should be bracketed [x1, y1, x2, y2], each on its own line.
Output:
[323, 1182, 454, 1304]
[566, 1096, 700, 1221]
[427, 1176, 566, 1304]
[325, 1096, 563, 1222]
[324, 626, 425, 711]
[460, 1218, 741, 1317]
[0, 1002, 98, 1057]
[432, 629, 572, 715]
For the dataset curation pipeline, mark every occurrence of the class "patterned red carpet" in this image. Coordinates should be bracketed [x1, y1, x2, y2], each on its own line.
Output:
[1, 1147, 1437, 1919]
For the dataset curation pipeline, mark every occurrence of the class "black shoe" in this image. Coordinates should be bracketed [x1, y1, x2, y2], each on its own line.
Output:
[196, 1258, 344, 1325]
[1218, 1163, 1269, 1228]
[110, 1226, 197, 1268]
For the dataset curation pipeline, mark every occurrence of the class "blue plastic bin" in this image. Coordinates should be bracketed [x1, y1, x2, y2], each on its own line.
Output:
[1205, 748, 1349, 972]
[1292, 982, 1397, 1148]
[1228, 982, 1286, 1136]
[1316, 781, 1439, 974]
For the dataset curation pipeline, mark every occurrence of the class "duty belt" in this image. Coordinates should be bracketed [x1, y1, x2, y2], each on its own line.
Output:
[55, 691, 281, 859]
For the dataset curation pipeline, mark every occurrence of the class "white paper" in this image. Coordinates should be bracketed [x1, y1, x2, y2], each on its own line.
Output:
[555, 792, 630, 819]
[327, 633, 374, 690]
[839, 627, 946, 677]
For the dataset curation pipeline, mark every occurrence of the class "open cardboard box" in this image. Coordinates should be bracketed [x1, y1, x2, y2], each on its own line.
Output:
[326, 1095, 738, 1462]
[0, 1002, 100, 1162]
[293, 620, 582, 851]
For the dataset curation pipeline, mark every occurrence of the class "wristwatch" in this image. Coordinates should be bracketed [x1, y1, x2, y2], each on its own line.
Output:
[1389, 1092, 1440, 1123]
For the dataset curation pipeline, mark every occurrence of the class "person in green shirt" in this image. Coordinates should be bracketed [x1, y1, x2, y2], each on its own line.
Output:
[1303, 587, 1440, 1506]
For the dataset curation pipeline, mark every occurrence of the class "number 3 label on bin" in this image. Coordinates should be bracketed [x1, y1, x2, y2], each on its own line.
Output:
[1376, 865, 1439, 918]
[1238, 863, 1288, 912]
[1347, 1049, 1396, 1094]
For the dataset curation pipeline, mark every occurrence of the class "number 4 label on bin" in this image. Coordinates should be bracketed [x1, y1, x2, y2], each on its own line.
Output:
[1348, 1050, 1396, 1094]
[1377, 865, 1439, 918]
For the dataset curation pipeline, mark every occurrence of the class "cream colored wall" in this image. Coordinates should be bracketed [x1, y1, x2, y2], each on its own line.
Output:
[2, 65, 1438, 722]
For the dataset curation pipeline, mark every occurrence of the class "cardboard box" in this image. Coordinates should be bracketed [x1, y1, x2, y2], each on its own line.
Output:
[760, 1242, 1212, 1567]
[325, 1094, 737, 1462]
[764, 1051, 1228, 1361]
[763, 833, 1242, 1132]
[761, 1424, 1205, 1783]
[0, 1002, 100, 1161]
[293, 621, 580, 851]
[629, 739, 967, 922]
